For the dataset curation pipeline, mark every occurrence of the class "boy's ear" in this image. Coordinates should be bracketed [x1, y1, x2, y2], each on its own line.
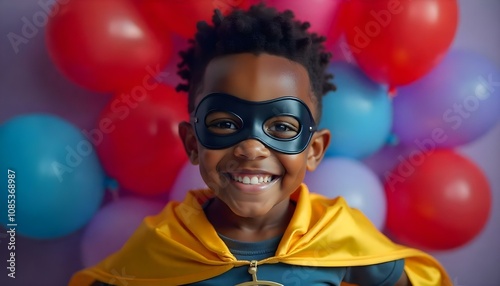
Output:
[306, 128, 331, 172]
[178, 121, 199, 165]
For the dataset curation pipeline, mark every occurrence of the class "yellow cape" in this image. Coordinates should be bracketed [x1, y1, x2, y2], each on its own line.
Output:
[70, 184, 451, 286]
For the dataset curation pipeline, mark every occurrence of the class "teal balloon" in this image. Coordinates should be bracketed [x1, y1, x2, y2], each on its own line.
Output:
[0, 114, 105, 239]
[320, 62, 392, 159]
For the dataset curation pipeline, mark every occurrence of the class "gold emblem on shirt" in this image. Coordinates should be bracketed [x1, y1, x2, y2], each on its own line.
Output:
[235, 260, 283, 286]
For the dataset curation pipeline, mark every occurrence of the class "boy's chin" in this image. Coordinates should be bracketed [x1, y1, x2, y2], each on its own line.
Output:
[229, 203, 274, 219]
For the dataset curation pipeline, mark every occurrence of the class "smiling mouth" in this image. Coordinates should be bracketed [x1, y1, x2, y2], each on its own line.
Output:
[228, 174, 279, 185]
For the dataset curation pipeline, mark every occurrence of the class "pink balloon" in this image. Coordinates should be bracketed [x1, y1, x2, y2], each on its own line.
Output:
[304, 157, 387, 229]
[265, 0, 346, 46]
[80, 197, 164, 267]
[169, 162, 207, 202]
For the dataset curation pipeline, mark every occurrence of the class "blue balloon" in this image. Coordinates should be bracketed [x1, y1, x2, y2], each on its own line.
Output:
[320, 61, 392, 159]
[0, 114, 105, 239]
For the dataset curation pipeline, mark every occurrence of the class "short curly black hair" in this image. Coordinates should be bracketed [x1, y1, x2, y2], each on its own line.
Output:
[176, 3, 335, 122]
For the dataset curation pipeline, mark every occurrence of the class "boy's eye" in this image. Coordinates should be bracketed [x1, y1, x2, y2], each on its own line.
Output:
[265, 116, 300, 139]
[208, 120, 239, 132]
[214, 121, 237, 129]
[205, 112, 241, 135]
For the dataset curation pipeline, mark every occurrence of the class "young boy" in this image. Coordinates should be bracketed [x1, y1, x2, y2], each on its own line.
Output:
[70, 4, 451, 286]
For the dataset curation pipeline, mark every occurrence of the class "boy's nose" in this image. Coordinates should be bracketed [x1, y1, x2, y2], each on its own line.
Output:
[233, 139, 271, 160]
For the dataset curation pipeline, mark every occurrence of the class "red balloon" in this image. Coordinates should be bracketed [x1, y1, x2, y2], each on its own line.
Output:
[344, 0, 458, 87]
[266, 0, 346, 46]
[46, 0, 172, 93]
[384, 150, 491, 250]
[95, 84, 188, 196]
[139, 0, 253, 39]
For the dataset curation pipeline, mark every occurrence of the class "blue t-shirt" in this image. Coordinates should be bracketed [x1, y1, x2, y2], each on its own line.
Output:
[186, 234, 405, 286]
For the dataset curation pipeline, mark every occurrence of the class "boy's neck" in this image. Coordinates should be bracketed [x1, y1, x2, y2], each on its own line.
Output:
[205, 197, 296, 243]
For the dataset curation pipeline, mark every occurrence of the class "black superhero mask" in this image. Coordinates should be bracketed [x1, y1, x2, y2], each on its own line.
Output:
[192, 93, 317, 154]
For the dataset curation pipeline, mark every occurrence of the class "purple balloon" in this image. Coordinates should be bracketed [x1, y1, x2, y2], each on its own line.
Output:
[362, 143, 414, 180]
[304, 157, 387, 230]
[169, 162, 207, 202]
[160, 34, 190, 88]
[80, 198, 164, 267]
[393, 49, 500, 148]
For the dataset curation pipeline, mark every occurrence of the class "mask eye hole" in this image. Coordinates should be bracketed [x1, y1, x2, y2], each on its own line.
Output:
[264, 116, 300, 140]
[205, 111, 242, 135]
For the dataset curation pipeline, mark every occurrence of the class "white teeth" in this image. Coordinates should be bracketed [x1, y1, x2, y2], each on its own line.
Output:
[231, 175, 273, 185]
[243, 176, 250, 184]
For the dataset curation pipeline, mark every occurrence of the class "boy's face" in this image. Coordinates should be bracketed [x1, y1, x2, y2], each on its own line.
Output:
[179, 53, 330, 218]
